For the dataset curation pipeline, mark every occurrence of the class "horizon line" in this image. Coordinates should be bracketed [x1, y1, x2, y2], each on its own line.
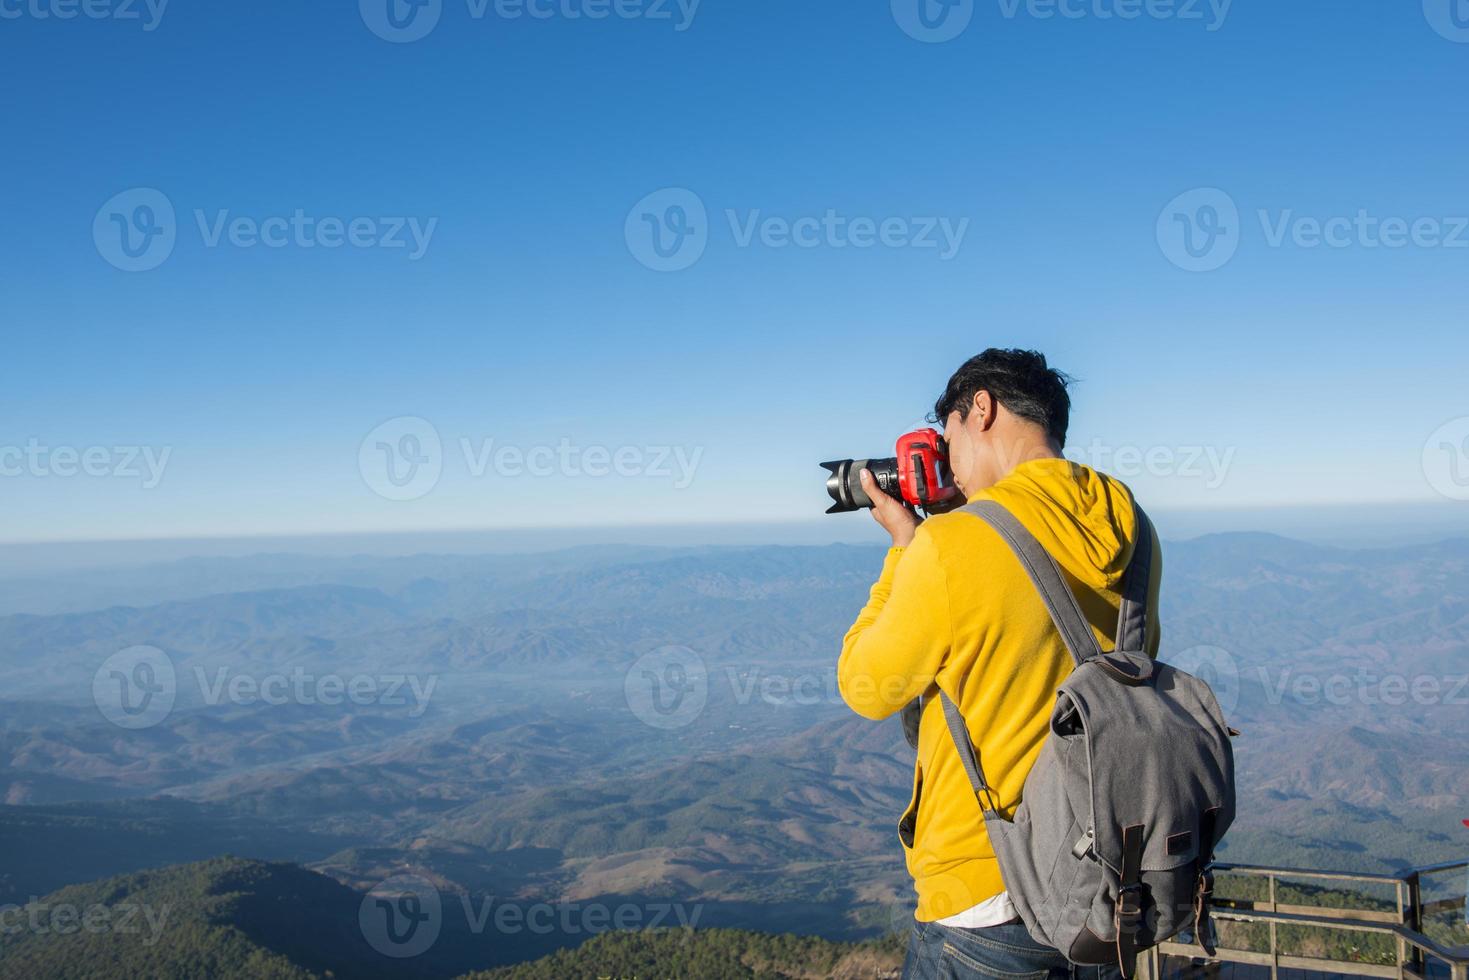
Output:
[0, 497, 1462, 549]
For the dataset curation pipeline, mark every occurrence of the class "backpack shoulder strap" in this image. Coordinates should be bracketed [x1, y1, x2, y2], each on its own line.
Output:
[939, 691, 998, 814]
[1114, 504, 1155, 653]
[959, 498, 1103, 666]
[941, 498, 1156, 814]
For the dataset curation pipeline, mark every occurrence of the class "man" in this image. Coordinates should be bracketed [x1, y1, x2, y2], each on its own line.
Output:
[837, 349, 1162, 980]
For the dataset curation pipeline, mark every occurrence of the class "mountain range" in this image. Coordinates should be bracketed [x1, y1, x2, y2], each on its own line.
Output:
[1, 531, 1466, 975]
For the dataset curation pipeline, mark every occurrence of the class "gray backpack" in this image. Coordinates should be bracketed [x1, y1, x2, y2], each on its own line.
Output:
[938, 499, 1236, 978]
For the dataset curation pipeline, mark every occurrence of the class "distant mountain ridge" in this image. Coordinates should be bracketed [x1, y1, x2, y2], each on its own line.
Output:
[1, 533, 1466, 974]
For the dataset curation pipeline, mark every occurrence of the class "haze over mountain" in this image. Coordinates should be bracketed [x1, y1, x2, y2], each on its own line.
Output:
[1, 531, 1466, 975]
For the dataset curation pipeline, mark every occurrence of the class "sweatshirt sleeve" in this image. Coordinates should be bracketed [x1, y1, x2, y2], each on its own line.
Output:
[838, 524, 952, 720]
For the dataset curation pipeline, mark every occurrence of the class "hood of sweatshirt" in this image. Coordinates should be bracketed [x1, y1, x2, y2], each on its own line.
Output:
[971, 457, 1140, 593]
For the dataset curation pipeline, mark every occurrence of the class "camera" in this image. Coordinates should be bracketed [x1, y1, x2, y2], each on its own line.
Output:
[821, 428, 958, 514]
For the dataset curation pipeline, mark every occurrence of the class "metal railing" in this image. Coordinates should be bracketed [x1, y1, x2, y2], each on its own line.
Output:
[1145, 860, 1468, 980]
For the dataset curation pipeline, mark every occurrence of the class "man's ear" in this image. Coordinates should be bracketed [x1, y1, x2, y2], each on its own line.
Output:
[971, 391, 996, 432]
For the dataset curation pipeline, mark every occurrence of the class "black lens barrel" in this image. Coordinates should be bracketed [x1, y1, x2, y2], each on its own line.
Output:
[821, 457, 901, 513]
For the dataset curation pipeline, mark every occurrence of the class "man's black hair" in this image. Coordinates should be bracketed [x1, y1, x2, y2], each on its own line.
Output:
[930, 349, 1073, 449]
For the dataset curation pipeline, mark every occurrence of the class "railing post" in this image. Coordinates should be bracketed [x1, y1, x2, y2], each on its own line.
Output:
[1139, 945, 1160, 980]
[1397, 878, 1409, 980]
[1405, 872, 1424, 978]
[1268, 874, 1280, 980]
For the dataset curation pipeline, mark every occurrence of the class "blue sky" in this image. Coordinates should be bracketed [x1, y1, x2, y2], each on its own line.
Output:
[3, 0, 1469, 543]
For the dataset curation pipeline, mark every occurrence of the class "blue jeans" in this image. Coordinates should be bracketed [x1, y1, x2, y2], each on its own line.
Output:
[902, 919, 1124, 980]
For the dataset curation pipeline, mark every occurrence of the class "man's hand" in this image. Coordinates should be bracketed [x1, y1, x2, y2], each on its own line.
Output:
[861, 468, 921, 549]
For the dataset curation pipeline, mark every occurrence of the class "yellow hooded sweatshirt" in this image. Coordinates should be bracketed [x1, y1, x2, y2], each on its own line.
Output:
[838, 458, 1162, 922]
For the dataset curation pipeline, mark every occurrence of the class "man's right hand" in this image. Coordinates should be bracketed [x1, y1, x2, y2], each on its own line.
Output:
[861, 468, 922, 549]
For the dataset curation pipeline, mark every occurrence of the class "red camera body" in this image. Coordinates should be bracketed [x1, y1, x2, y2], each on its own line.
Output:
[895, 428, 958, 510]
